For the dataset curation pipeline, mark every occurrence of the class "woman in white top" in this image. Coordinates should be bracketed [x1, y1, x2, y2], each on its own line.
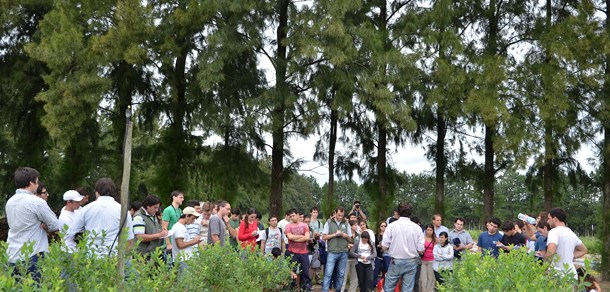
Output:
[433, 231, 454, 285]
[349, 231, 377, 292]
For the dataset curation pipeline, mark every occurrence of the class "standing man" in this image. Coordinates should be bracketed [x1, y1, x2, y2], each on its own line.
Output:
[35, 182, 49, 201]
[58, 190, 85, 250]
[227, 207, 241, 249]
[132, 195, 167, 257]
[6, 167, 59, 281]
[448, 217, 474, 259]
[546, 208, 588, 279]
[197, 202, 213, 245]
[285, 209, 312, 291]
[162, 190, 184, 253]
[432, 214, 449, 237]
[321, 206, 352, 292]
[381, 202, 424, 292]
[309, 207, 323, 283]
[67, 177, 134, 256]
[497, 220, 527, 253]
[477, 217, 503, 258]
[208, 200, 232, 246]
[170, 207, 202, 267]
[349, 201, 367, 221]
[260, 215, 285, 256]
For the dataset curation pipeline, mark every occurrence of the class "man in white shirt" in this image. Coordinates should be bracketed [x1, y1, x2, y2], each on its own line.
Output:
[58, 190, 85, 232]
[66, 178, 134, 256]
[58, 190, 84, 251]
[6, 167, 59, 281]
[171, 207, 202, 269]
[260, 215, 285, 255]
[382, 202, 425, 292]
[545, 207, 587, 279]
[278, 209, 294, 249]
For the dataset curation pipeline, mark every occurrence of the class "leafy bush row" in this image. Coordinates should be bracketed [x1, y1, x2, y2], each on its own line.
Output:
[0, 235, 294, 291]
[437, 248, 592, 292]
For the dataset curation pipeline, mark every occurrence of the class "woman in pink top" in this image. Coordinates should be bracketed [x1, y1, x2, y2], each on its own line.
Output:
[238, 208, 259, 252]
[419, 224, 437, 292]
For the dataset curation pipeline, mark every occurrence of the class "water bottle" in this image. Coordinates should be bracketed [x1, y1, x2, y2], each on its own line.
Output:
[518, 213, 536, 225]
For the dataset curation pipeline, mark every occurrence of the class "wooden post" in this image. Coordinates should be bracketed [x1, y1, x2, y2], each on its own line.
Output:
[118, 105, 133, 287]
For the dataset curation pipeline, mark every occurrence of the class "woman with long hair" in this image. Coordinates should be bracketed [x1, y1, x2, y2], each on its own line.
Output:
[433, 231, 453, 285]
[373, 221, 388, 286]
[349, 230, 377, 291]
[237, 208, 259, 252]
[419, 224, 437, 292]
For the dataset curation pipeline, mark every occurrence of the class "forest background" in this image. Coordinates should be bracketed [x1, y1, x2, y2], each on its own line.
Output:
[0, 0, 609, 279]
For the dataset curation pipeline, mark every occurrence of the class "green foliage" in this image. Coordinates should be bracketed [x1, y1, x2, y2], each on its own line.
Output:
[0, 237, 293, 291]
[438, 249, 584, 291]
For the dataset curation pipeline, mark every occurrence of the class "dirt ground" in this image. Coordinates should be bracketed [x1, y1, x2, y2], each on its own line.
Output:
[600, 280, 609, 290]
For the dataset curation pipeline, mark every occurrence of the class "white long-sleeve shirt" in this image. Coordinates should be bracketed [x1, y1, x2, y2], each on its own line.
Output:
[381, 217, 424, 259]
[67, 196, 133, 256]
[6, 189, 60, 263]
[433, 243, 454, 271]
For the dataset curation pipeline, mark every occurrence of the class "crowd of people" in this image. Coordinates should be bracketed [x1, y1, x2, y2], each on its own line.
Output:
[4, 167, 603, 292]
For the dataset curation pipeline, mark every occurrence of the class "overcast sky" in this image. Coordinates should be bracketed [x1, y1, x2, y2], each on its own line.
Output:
[288, 134, 598, 186]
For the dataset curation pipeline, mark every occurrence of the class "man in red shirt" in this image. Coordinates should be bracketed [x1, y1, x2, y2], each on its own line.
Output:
[286, 209, 311, 291]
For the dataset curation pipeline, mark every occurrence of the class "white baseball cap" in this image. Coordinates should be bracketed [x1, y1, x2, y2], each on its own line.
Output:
[63, 190, 84, 202]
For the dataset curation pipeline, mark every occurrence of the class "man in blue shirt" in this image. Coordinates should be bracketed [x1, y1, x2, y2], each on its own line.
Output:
[477, 217, 503, 258]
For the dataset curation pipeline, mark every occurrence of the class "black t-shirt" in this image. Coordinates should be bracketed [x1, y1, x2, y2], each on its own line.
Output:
[500, 232, 527, 252]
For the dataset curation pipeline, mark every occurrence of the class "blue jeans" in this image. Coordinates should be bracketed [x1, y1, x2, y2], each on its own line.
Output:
[10, 252, 44, 283]
[291, 253, 312, 290]
[383, 258, 419, 292]
[322, 252, 348, 292]
[373, 256, 390, 286]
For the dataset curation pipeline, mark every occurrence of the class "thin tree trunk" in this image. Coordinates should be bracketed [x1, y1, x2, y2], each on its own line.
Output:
[483, 125, 495, 220]
[602, 128, 610, 280]
[327, 109, 338, 212]
[482, 0, 498, 221]
[601, 1, 610, 278]
[435, 111, 446, 216]
[543, 126, 554, 210]
[378, 121, 388, 224]
[269, 0, 289, 219]
[542, 0, 554, 211]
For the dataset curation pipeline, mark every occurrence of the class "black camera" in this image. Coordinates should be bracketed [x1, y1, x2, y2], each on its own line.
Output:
[452, 238, 462, 259]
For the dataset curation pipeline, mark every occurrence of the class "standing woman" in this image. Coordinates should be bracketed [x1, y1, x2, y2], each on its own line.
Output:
[349, 230, 376, 292]
[420, 224, 437, 292]
[433, 231, 453, 285]
[237, 208, 259, 252]
[373, 222, 387, 286]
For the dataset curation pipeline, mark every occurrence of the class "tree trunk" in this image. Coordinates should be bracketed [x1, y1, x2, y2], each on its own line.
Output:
[435, 111, 446, 216]
[377, 121, 388, 225]
[327, 109, 338, 213]
[269, 0, 289, 219]
[542, 0, 554, 211]
[483, 125, 495, 220]
[543, 125, 554, 210]
[601, 1, 610, 278]
[481, 0, 498, 221]
[602, 128, 610, 280]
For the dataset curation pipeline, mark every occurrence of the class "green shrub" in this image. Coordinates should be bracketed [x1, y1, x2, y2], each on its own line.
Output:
[579, 236, 601, 254]
[1, 233, 294, 291]
[437, 248, 588, 292]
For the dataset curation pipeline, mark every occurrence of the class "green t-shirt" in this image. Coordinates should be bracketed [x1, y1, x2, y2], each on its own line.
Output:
[228, 218, 240, 248]
[162, 205, 182, 230]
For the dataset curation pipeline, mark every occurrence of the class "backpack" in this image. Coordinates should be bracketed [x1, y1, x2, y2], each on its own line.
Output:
[318, 239, 327, 266]
[265, 227, 283, 244]
[310, 249, 321, 269]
